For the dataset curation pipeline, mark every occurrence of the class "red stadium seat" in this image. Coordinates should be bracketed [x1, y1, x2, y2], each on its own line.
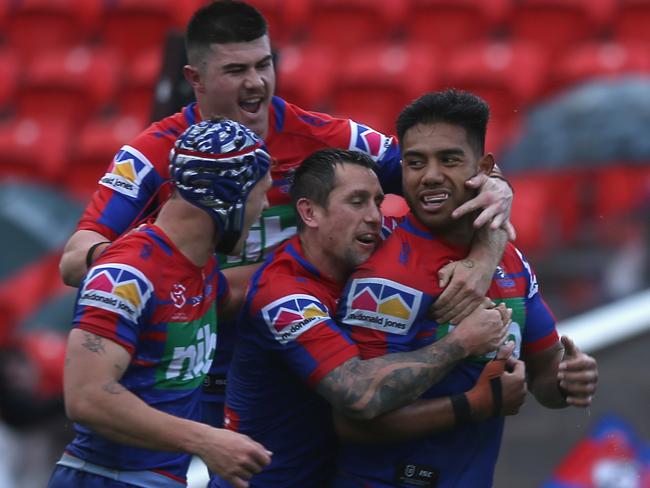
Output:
[248, 0, 310, 47]
[63, 112, 148, 200]
[98, 0, 192, 67]
[443, 41, 549, 151]
[0, 48, 19, 110]
[330, 43, 440, 135]
[612, 0, 650, 45]
[592, 164, 650, 221]
[276, 44, 336, 111]
[116, 48, 164, 124]
[16, 46, 120, 125]
[547, 42, 650, 96]
[5, 0, 102, 60]
[508, 170, 585, 256]
[0, 117, 71, 184]
[405, 0, 510, 50]
[307, 0, 407, 51]
[507, 0, 615, 57]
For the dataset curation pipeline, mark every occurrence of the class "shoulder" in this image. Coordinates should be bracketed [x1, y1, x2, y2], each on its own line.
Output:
[120, 106, 191, 168]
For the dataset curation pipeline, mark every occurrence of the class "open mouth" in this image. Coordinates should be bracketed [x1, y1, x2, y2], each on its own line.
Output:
[420, 190, 449, 210]
[355, 233, 378, 247]
[239, 96, 264, 114]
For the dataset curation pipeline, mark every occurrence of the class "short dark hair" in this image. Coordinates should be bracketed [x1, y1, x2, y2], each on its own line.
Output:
[185, 1, 268, 65]
[396, 89, 490, 156]
[291, 149, 377, 231]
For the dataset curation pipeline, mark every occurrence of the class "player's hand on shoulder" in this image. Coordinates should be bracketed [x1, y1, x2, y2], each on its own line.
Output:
[452, 172, 516, 240]
[557, 336, 598, 408]
[450, 299, 511, 357]
[198, 428, 272, 488]
[433, 257, 493, 325]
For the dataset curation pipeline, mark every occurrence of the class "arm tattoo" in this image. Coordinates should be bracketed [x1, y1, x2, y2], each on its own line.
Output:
[318, 337, 465, 419]
[82, 332, 106, 354]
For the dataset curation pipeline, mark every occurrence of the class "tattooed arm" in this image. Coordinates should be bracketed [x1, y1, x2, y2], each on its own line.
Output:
[316, 300, 511, 420]
[64, 329, 271, 482]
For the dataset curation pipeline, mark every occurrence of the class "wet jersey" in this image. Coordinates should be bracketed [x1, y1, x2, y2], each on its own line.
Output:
[217, 236, 360, 488]
[65, 224, 228, 484]
[334, 213, 559, 488]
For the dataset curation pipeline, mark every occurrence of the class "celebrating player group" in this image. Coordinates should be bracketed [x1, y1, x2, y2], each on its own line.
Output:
[52, 2, 598, 488]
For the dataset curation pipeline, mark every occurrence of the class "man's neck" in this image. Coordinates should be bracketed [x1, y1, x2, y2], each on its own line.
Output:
[155, 199, 216, 267]
[428, 215, 476, 248]
[299, 233, 348, 285]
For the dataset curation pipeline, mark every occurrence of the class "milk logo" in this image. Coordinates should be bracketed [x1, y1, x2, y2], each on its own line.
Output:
[262, 294, 329, 344]
[223, 205, 297, 265]
[79, 264, 152, 322]
[99, 145, 153, 198]
[343, 278, 422, 335]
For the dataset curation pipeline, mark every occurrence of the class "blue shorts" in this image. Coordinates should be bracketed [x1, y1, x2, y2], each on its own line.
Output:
[48, 465, 139, 488]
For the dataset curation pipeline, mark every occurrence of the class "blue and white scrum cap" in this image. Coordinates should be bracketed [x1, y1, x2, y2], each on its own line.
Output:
[169, 118, 270, 254]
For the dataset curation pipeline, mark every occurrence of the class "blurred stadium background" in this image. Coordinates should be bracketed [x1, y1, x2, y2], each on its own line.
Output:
[0, 0, 649, 486]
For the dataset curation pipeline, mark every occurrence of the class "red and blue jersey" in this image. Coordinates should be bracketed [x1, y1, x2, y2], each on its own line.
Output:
[334, 213, 559, 488]
[77, 96, 401, 262]
[75, 96, 402, 413]
[218, 236, 360, 488]
[65, 224, 228, 484]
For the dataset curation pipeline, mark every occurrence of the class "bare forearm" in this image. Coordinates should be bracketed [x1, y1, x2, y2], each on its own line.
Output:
[59, 230, 112, 287]
[318, 334, 466, 420]
[68, 380, 208, 453]
[527, 345, 567, 409]
[334, 397, 456, 444]
[470, 226, 507, 272]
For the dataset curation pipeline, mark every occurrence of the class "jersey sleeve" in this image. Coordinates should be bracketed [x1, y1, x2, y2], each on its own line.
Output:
[283, 100, 403, 195]
[73, 261, 155, 355]
[516, 248, 559, 356]
[76, 142, 169, 240]
[251, 288, 359, 388]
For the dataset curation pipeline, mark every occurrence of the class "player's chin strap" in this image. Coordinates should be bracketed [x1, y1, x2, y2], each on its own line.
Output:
[216, 229, 242, 255]
[451, 358, 506, 425]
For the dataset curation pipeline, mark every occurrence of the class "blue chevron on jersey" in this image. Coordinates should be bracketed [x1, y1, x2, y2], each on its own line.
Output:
[79, 263, 152, 322]
[262, 294, 330, 344]
[349, 121, 393, 160]
[342, 277, 423, 335]
[99, 145, 154, 198]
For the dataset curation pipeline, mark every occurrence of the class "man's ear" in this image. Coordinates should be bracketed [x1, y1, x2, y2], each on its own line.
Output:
[478, 153, 495, 175]
[295, 198, 320, 229]
[183, 65, 203, 93]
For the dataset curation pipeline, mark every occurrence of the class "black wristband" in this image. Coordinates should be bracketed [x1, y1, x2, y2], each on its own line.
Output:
[85, 241, 111, 269]
[451, 393, 472, 425]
